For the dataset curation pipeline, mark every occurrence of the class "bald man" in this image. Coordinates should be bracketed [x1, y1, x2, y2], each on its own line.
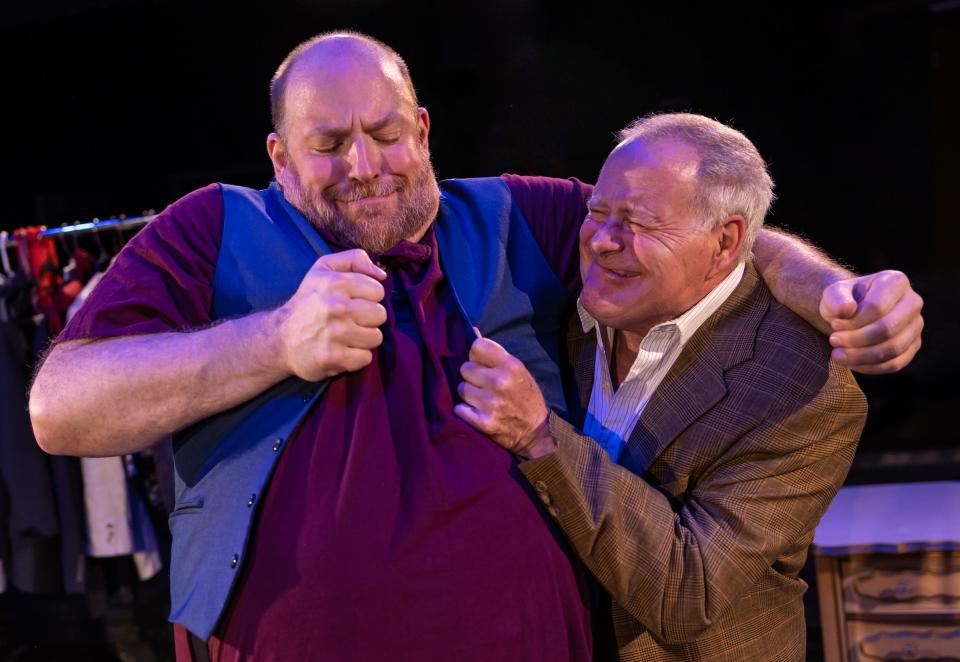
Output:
[30, 32, 922, 661]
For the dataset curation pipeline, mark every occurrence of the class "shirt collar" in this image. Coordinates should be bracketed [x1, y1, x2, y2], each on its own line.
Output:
[578, 261, 746, 347]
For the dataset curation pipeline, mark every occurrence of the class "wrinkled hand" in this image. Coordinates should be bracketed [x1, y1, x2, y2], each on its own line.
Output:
[453, 334, 556, 459]
[277, 249, 387, 381]
[820, 270, 923, 375]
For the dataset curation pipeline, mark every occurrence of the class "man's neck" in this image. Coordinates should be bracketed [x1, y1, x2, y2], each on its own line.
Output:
[610, 331, 637, 391]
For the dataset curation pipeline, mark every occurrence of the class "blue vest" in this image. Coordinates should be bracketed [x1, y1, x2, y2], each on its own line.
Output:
[168, 179, 571, 639]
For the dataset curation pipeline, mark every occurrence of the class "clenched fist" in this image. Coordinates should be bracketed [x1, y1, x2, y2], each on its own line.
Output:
[820, 270, 924, 375]
[276, 249, 388, 381]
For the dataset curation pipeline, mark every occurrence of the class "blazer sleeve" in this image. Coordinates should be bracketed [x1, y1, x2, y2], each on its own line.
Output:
[519, 360, 866, 645]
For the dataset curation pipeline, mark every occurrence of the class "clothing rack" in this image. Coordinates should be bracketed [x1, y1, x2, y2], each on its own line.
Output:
[1, 213, 156, 248]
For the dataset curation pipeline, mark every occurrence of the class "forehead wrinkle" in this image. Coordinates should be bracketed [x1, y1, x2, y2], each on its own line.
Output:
[591, 185, 658, 207]
[361, 111, 408, 131]
[304, 111, 407, 138]
[621, 197, 658, 214]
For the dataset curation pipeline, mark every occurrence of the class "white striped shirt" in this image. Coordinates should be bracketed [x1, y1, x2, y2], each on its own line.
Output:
[579, 262, 745, 462]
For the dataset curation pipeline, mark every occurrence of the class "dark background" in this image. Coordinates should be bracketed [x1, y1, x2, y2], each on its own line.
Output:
[3, 0, 955, 469]
[0, 1, 957, 658]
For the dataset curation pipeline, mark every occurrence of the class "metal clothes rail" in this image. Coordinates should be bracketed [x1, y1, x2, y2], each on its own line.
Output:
[1, 213, 156, 248]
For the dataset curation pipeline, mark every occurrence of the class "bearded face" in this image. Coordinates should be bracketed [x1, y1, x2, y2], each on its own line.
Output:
[282, 145, 441, 253]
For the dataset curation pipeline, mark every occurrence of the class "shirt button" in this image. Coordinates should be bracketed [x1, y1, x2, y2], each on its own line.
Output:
[247, 494, 256, 507]
[547, 506, 560, 518]
[272, 439, 282, 452]
[534, 481, 548, 493]
[302, 391, 314, 403]
[230, 554, 239, 568]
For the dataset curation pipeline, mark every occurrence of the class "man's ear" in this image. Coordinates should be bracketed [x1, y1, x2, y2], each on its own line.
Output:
[266, 132, 287, 181]
[708, 214, 746, 278]
[416, 107, 431, 150]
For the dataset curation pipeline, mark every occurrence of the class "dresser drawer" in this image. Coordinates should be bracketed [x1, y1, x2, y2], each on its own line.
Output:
[841, 551, 960, 616]
[846, 621, 960, 661]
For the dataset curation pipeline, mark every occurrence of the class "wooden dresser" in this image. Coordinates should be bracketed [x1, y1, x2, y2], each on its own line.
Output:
[812, 481, 960, 661]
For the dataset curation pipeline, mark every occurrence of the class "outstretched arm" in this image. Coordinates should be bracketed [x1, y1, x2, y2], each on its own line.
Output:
[753, 228, 923, 374]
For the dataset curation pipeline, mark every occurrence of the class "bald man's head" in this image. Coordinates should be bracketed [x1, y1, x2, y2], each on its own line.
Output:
[270, 31, 419, 139]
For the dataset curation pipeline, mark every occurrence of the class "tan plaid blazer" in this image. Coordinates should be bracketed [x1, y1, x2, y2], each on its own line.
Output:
[520, 262, 867, 661]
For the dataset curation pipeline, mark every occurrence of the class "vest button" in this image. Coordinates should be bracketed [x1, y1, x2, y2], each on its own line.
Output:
[230, 554, 239, 568]
[247, 494, 256, 507]
[272, 439, 282, 452]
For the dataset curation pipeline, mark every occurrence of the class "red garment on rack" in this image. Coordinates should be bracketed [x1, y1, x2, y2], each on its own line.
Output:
[12, 231, 96, 335]
[15, 227, 64, 335]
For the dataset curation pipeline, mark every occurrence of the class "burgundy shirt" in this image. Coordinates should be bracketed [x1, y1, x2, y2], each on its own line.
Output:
[60, 176, 593, 661]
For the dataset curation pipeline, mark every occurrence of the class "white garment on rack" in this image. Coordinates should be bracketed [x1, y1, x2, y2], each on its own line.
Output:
[0, 231, 14, 276]
[66, 271, 103, 321]
[79, 455, 162, 580]
[69, 274, 162, 580]
[80, 456, 134, 556]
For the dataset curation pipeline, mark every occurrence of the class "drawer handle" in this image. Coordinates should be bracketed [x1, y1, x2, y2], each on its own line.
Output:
[853, 571, 960, 602]
[858, 629, 960, 660]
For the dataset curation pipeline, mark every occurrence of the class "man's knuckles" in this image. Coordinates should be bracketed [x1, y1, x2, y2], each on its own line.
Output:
[877, 269, 909, 291]
[491, 372, 513, 393]
[856, 298, 886, 323]
[502, 354, 525, 373]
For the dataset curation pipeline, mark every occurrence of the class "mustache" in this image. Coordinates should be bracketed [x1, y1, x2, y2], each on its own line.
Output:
[329, 180, 404, 203]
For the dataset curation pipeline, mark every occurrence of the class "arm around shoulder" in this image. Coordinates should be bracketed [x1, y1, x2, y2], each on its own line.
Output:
[753, 228, 923, 374]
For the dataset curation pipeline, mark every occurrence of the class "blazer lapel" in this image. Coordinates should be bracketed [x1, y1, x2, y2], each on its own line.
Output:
[618, 262, 770, 475]
[567, 313, 597, 418]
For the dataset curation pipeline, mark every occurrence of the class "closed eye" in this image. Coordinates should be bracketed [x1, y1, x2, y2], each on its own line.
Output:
[586, 207, 608, 222]
[625, 216, 652, 228]
[311, 141, 343, 154]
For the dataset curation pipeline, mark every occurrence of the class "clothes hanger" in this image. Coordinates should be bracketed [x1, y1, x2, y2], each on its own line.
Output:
[0, 231, 14, 277]
[93, 223, 112, 273]
[60, 223, 78, 282]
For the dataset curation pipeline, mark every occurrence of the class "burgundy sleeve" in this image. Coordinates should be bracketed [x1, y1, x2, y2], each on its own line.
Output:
[58, 183, 223, 341]
[499, 174, 593, 297]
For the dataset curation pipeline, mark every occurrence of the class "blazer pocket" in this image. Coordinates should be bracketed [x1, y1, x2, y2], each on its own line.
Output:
[169, 497, 205, 518]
